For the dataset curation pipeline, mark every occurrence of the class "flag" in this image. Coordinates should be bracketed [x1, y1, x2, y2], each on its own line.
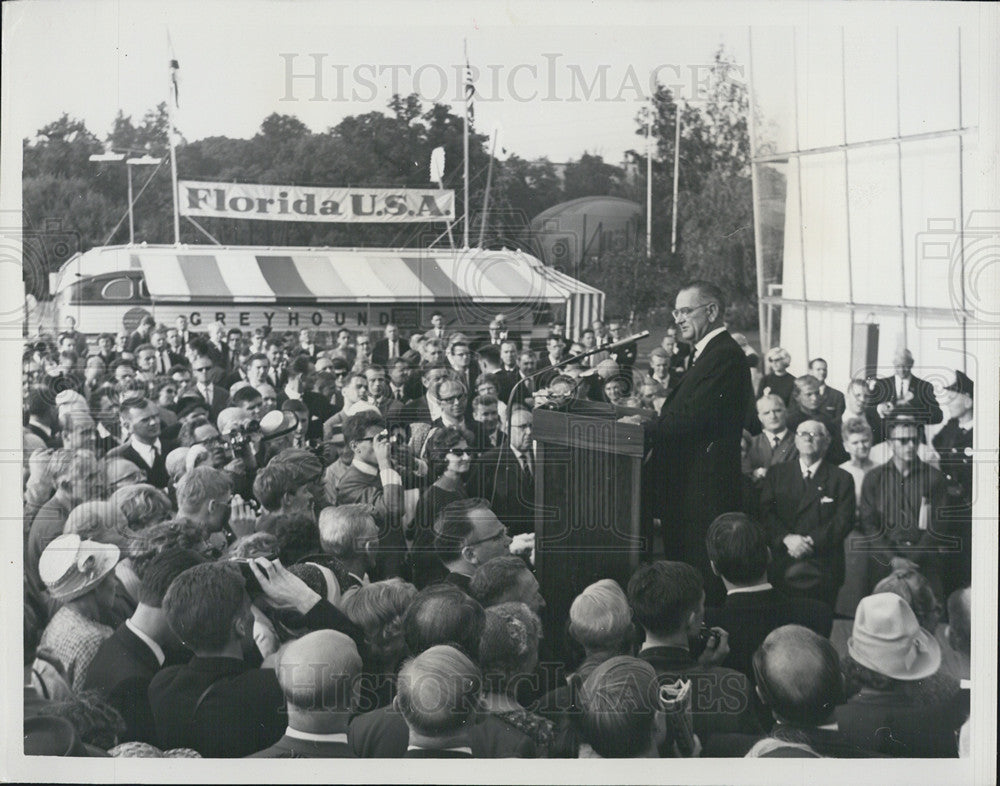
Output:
[167, 30, 180, 108]
[464, 59, 475, 121]
[430, 146, 446, 187]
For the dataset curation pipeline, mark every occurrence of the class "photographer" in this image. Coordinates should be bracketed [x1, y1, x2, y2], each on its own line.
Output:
[333, 410, 407, 581]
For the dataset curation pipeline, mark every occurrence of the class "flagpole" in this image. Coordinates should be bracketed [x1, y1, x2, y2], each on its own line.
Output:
[671, 103, 681, 255]
[167, 32, 181, 245]
[478, 130, 497, 248]
[463, 39, 470, 250]
[645, 101, 652, 258]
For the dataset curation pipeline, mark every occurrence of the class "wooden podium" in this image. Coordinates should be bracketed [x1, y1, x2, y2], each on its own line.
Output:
[531, 401, 646, 652]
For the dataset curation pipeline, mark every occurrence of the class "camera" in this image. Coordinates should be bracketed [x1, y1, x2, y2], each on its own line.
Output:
[689, 624, 720, 658]
[223, 420, 261, 463]
[232, 558, 264, 597]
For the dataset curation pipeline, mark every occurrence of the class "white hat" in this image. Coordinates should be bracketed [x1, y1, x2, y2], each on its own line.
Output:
[38, 533, 120, 602]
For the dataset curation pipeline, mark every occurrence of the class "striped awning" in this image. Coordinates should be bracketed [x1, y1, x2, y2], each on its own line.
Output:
[67, 245, 596, 305]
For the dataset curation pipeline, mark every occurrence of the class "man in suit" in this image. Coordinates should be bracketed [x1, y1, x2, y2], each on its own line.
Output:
[371, 323, 405, 366]
[397, 645, 480, 758]
[743, 394, 798, 484]
[149, 326, 185, 376]
[297, 328, 319, 360]
[445, 335, 478, 402]
[250, 630, 360, 758]
[148, 563, 286, 757]
[174, 315, 194, 353]
[661, 327, 691, 374]
[203, 321, 231, 371]
[606, 318, 637, 375]
[106, 397, 173, 489]
[863, 348, 944, 443]
[786, 375, 848, 466]
[84, 549, 203, 743]
[364, 364, 404, 424]
[809, 358, 845, 423]
[633, 281, 752, 599]
[471, 407, 535, 536]
[494, 340, 521, 403]
[189, 349, 230, 423]
[25, 388, 61, 449]
[125, 315, 156, 353]
[427, 311, 448, 342]
[430, 377, 476, 434]
[703, 513, 832, 679]
[536, 335, 567, 389]
[759, 420, 855, 606]
[646, 347, 683, 396]
[398, 364, 450, 426]
[482, 316, 517, 350]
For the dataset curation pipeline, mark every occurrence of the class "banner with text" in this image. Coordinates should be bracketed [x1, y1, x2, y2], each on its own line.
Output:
[179, 180, 455, 223]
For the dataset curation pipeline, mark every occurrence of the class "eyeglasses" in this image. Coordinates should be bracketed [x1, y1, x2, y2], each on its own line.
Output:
[671, 303, 711, 320]
[193, 366, 213, 374]
[795, 430, 825, 440]
[891, 436, 919, 444]
[465, 526, 509, 547]
[447, 448, 471, 457]
[440, 393, 465, 404]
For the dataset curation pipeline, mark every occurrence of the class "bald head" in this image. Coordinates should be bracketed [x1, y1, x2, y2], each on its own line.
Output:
[105, 457, 145, 492]
[277, 630, 362, 711]
[754, 625, 843, 727]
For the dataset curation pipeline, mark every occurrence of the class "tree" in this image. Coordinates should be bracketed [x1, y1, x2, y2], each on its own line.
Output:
[561, 152, 624, 201]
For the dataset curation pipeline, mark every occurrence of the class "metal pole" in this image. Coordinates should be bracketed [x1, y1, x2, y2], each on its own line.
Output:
[746, 26, 768, 356]
[463, 39, 470, 249]
[646, 102, 652, 258]
[478, 130, 497, 248]
[127, 164, 135, 245]
[670, 104, 681, 254]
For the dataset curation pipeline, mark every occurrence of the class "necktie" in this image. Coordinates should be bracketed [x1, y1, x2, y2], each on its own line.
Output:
[771, 434, 781, 450]
[803, 468, 812, 481]
[689, 347, 698, 366]
[159, 351, 168, 374]
[519, 453, 533, 479]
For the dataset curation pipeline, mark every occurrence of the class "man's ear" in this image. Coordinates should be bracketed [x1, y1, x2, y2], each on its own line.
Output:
[765, 546, 773, 568]
[709, 560, 720, 578]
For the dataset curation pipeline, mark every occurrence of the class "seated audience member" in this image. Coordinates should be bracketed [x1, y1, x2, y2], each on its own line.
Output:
[249, 630, 362, 758]
[628, 561, 760, 742]
[808, 358, 846, 422]
[308, 504, 380, 605]
[432, 498, 515, 594]
[743, 394, 798, 484]
[740, 626, 873, 758]
[396, 645, 482, 758]
[348, 584, 534, 758]
[786, 375, 848, 466]
[479, 603, 558, 756]
[574, 656, 689, 758]
[147, 563, 286, 757]
[759, 420, 855, 606]
[334, 410, 406, 579]
[408, 425, 473, 588]
[341, 579, 418, 712]
[704, 513, 832, 679]
[470, 555, 545, 614]
[836, 593, 967, 757]
[858, 417, 951, 597]
[83, 549, 206, 744]
[834, 417, 877, 617]
[37, 534, 120, 691]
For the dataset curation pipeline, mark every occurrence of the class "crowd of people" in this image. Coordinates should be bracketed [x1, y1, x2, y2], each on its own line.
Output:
[21, 295, 974, 759]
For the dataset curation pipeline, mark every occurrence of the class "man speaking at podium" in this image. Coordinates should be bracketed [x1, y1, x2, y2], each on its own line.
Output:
[629, 281, 752, 602]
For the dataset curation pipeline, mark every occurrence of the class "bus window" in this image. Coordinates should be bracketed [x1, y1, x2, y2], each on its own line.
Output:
[137, 278, 149, 298]
[101, 278, 134, 299]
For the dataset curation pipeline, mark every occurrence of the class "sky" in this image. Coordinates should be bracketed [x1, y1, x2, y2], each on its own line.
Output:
[3, 0, 757, 165]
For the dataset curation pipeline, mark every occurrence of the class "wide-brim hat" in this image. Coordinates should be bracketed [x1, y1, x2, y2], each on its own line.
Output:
[848, 592, 940, 681]
[24, 715, 109, 757]
[259, 409, 298, 440]
[38, 533, 120, 602]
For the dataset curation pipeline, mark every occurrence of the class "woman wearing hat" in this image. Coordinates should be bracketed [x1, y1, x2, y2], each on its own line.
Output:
[37, 534, 121, 691]
[835, 593, 968, 757]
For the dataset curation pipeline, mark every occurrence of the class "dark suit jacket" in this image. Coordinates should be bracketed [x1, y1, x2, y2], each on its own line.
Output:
[153, 349, 186, 376]
[105, 440, 173, 489]
[704, 588, 833, 679]
[644, 330, 752, 574]
[817, 385, 846, 422]
[371, 337, 406, 366]
[470, 445, 535, 536]
[148, 656, 285, 758]
[863, 374, 944, 442]
[193, 385, 230, 423]
[759, 460, 855, 598]
[334, 464, 406, 580]
[348, 705, 535, 758]
[400, 395, 433, 426]
[25, 423, 61, 450]
[83, 623, 170, 743]
[248, 733, 355, 758]
[742, 430, 798, 478]
[494, 369, 520, 405]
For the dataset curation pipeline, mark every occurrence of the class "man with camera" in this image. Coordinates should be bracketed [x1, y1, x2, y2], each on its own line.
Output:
[333, 410, 406, 580]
